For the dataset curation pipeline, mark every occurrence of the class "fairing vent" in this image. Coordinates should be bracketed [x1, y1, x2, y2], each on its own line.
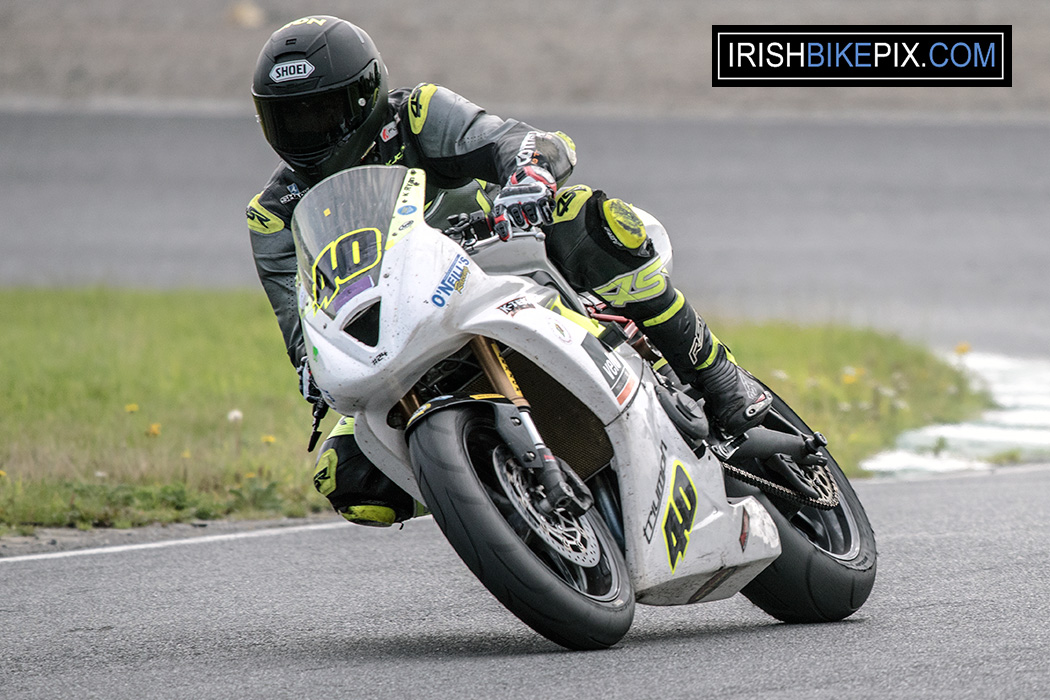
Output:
[343, 301, 381, 347]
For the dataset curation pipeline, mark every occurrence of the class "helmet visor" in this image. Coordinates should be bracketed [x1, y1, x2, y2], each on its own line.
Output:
[255, 60, 382, 165]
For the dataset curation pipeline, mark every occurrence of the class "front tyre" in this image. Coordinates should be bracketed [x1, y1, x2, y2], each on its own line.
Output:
[726, 392, 877, 623]
[409, 405, 635, 650]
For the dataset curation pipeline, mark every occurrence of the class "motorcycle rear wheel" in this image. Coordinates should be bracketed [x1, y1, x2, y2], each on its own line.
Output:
[409, 405, 635, 650]
[725, 392, 878, 623]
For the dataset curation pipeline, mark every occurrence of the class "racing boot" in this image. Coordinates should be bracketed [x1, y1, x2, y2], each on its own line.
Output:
[691, 330, 772, 435]
[633, 292, 771, 435]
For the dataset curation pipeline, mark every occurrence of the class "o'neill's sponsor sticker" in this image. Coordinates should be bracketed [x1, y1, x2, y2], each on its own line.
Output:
[431, 255, 471, 308]
[270, 59, 316, 83]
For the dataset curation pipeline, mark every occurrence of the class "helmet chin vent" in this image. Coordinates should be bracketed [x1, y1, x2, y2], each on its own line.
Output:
[343, 301, 381, 347]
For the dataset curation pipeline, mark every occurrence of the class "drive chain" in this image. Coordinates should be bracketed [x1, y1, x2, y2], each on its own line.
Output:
[722, 460, 840, 511]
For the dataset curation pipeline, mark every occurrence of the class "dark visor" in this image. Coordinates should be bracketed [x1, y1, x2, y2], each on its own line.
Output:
[256, 60, 381, 161]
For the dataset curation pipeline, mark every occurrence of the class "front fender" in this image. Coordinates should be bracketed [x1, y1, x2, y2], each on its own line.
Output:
[406, 394, 538, 468]
[406, 393, 515, 434]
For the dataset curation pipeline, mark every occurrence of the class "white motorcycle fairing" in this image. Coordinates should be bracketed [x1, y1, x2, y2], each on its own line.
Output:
[293, 166, 779, 606]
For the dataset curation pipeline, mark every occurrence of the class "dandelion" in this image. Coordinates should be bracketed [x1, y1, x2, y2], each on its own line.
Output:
[244, 472, 257, 479]
[181, 450, 192, 459]
[125, 403, 139, 413]
[261, 435, 276, 445]
[0, 469, 7, 479]
[146, 423, 162, 437]
[229, 410, 245, 458]
[841, 366, 863, 385]
[955, 342, 972, 356]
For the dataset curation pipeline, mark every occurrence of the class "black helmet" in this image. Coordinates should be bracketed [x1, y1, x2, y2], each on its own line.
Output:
[252, 16, 389, 180]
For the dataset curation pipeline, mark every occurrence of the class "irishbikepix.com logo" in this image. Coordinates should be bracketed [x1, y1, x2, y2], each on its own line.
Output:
[712, 26, 1011, 86]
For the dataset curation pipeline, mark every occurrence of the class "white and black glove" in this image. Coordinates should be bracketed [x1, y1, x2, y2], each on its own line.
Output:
[298, 356, 323, 405]
[491, 165, 557, 240]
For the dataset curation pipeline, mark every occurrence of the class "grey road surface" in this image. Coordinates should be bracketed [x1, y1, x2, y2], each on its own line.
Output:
[1, 108, 1047, 356]
[3, 465, 1050, 699]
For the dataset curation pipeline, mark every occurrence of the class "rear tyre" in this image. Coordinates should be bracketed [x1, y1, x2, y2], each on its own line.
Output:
[409, 405, 635, 650]
[725, 392, 877, 623]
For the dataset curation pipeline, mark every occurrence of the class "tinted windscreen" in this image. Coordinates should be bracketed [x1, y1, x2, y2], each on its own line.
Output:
[292, 166, 407, 316]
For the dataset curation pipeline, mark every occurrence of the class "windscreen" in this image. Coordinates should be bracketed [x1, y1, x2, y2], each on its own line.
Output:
[291, 166, 407, 317]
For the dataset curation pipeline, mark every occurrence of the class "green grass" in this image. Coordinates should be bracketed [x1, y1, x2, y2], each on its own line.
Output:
[0, 288, 335, 532]
[707, 318, 993, 473]
[0, 289, 992, 533]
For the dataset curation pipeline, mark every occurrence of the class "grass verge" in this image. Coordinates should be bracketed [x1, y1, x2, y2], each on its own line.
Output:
[0, 288, 991, 534]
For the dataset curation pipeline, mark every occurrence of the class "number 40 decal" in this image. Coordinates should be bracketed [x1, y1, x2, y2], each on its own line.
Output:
[663, 461, 698, 573]
[312, 227, 382, 310]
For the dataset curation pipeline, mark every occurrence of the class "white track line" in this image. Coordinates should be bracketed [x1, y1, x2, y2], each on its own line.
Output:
[0, 521, 347, 564]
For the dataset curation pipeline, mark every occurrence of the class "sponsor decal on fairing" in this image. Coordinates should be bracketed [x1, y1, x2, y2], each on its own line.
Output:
[431, 255, 471, 307]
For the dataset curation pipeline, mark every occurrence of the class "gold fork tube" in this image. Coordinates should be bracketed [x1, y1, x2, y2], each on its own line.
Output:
[468, 336, 530, 410]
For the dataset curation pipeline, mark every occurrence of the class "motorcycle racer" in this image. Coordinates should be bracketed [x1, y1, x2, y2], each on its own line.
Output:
[247, 16, 772, 526]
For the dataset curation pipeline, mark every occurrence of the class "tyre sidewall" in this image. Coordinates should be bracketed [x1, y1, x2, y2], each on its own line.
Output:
[725, 391, 878, 623]
[409, 405, 635, 649]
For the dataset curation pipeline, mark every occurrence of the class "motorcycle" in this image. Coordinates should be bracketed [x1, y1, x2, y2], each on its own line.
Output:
[292, 165, 877, 650]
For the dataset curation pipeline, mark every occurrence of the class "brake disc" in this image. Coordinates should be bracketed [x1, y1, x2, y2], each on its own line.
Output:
[493, 446, 601, 567]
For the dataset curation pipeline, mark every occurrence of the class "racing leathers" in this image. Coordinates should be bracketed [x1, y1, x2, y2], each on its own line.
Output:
[246, 83, 770, 526]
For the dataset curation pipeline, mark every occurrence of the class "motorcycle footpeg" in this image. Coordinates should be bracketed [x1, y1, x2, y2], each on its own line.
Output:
[802, 432, 829, 466]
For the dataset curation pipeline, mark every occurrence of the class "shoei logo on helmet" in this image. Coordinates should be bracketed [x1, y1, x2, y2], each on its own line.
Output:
[269, 59, 316, 83]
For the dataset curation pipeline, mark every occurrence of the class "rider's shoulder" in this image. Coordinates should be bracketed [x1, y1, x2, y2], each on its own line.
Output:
[246, 164, 307, 234]
[401, 83, 484, 137]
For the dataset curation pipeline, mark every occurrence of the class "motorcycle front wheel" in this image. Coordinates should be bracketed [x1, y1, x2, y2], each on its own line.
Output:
[725, 391, 878, 623]
[409, 404, 635, 650]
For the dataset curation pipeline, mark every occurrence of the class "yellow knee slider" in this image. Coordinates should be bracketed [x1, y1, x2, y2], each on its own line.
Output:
[339, 504, 398, 527]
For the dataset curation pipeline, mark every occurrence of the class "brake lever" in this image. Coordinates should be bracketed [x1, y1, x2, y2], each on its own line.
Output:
[307, 400, 329, 452]
[443, 211, 495, 243]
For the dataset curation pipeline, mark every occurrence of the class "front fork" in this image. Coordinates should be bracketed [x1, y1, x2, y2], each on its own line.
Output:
[467, 336, 593, 516]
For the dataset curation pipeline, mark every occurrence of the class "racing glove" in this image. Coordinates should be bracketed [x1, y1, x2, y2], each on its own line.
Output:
[298, 356, 323, 405]
[492, 165, 557, 239]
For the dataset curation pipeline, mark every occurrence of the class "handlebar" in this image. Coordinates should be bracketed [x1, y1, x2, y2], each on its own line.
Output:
[442, 208, 530, 245]
[442, 210, 495, 242]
